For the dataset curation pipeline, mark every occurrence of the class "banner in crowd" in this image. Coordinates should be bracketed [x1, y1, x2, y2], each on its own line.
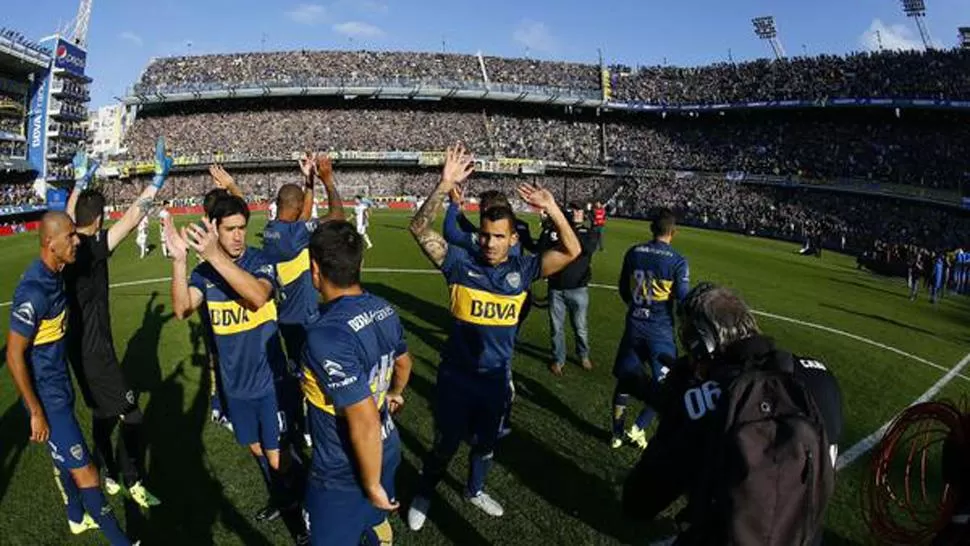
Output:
[0, 204, 46, 218]
[609, 97, 970, 112]
[26, 69, 51, 178]
[725, 171, 746, 182]
[45, 188, 68, 211]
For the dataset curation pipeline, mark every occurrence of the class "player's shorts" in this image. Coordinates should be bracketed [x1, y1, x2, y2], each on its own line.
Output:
[226, 393, 281, 450]
[136, 235, 147, 246]
[434, 365, 510, 451]
[305, 452, 399, 546]
[613, 323, 676, 382]
[356, 225, 367, 235]
[45, 406, 92, 470]
[69, 351, 138, 419]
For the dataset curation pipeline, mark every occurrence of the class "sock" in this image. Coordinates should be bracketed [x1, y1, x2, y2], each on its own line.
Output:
[467, 449, 494, 498]
[253, 454, 287, 505]
[612, 388, 630, 437]
[362, 518, 393, 546]
[52, 466, 85, 523]
[634, 407, 655, 431]
[92, 417, 119, 480]
[79, 486, 130, 546]
[254, 454, 273, 494]
[119, 419, 145, 487]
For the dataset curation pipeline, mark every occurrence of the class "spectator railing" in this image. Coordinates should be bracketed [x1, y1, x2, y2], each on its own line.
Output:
[125, 78, 603, 106]
[0, 34, 50, 69]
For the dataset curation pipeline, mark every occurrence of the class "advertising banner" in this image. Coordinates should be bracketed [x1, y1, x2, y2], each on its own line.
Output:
[53, 38, 87, 78]
[26, 71, 50, 178]
[46, 188, 68, 211]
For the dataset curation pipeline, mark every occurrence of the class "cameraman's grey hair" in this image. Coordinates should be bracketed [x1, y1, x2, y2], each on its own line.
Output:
[694, 285, 760, 349]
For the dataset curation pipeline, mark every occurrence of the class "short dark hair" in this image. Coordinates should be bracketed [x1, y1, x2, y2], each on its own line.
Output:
[651, 208, 677, 237]
[208, 195, 250, 226]
[203, 189, 229, 217]
[309, 221, 362, 288]
[480, 205, 516, 231]
[478, 190, 510, 211]
[75, 189, 105, 228]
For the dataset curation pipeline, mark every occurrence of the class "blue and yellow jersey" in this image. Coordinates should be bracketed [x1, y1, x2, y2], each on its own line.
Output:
[190, 247, 284, 400]
[302, 293, 407, 491]
[439, 245, 541, 375]
[8, 259, 72, 411]
[618, 240, 690, 326]
[262, 219, 319, 325]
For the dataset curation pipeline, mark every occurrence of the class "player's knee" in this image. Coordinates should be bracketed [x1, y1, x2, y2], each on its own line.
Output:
[70, 463, 100, 488]
[248, 443, 264, 458]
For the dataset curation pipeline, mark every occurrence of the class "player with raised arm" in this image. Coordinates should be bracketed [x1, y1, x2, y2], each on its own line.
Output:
[262, 152, 345, 448]
[62, 140, 171, 507]
[6, 212, 136, 545]
[165, 195, 301, 526]
[610, 208, 690, 450]
[302, 220, 412, 545]
[406, 143, 580, 529]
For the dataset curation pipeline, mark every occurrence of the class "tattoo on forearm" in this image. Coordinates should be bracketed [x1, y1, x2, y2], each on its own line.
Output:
[136, 196, 154, 215]
[416, 230, 448, 266]
[409, 188, 446, 235]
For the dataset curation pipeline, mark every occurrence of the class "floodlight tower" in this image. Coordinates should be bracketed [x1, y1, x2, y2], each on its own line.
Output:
[960, 27, 970, 49]
[900, 0, 933, 50]
[751, 16, 786, 60]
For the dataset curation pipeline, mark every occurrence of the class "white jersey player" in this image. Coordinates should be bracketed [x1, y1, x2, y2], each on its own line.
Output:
[158, 208, 171, 257]
[268, 200, 278, 221]
[136, 215, 149, 258]
[353, 196, 373, 249]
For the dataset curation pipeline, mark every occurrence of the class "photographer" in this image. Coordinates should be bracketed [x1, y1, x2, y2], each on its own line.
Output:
[621, 283, 843, 546]
[538, 202, 599, 375]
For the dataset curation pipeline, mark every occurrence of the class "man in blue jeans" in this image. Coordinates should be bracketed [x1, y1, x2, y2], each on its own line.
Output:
[540, 202, 599, 375]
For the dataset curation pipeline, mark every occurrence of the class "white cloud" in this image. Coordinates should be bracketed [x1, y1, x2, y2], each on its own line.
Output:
[285, 4, 328, 25]
[513, 20, 556, 54]
[119, 31, 143, 47]
[859, 19, 924, 52]
[341, 0, 388, 14]
[333, 21, 385, 39]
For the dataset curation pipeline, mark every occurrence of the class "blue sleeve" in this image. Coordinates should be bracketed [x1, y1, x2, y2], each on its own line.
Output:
[304, 219, 318, 233]
[674, 257, 690, 302]
[443, 202, 478, 253]
[520, 254, 542, 284]
[189, 266, 207, 294]
[393, 315, 408, 358]
[307, 325, 371, 409]
[248, 251, 281, 295]
[440, 244, 467, 279]
[618, 249, 633, 304]
[8, 283, 48, 340]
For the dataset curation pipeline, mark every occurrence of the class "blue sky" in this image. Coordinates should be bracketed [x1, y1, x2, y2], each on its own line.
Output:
[7, 0, 970, 108]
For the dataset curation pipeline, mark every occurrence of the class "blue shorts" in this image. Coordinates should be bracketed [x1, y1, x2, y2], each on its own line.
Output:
[46, 406, 91, 470]
[613, 323, 677, 381]
[435, 366, 510, 451]
[305, 452, 399, 546]
[226, 394, 281, 450]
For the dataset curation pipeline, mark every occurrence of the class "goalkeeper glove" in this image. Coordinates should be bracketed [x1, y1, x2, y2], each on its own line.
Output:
[72, 150, 99, 190]
[152, 136, 174, 190]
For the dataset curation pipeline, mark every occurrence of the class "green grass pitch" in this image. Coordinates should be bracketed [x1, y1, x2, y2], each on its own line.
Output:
[1, 210, 968, 545]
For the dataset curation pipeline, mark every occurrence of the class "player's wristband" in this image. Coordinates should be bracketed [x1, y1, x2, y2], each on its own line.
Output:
[151, 174, 167, 190]
[74, 178, 90, 191]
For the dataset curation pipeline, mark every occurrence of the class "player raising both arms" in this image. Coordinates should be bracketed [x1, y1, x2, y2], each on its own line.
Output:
[302, 220, 412, 545]
[62, 140, 170, 507]
[406, 143, 580, 529]
[165, 195, 303, 527]
[6, 212, 136, 545]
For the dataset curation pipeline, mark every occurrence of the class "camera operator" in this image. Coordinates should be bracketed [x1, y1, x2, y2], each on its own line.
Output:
[537, 202, 599, 375]
[621, 282, 843, 546]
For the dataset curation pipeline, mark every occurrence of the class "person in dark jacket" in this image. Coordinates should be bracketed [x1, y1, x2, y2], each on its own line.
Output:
[621, 283, 843, 546]
[538, 202, 599, 375]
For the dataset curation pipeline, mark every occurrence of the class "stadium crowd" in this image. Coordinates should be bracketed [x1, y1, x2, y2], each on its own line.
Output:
[132, 48, 970, 104]
[0, 183, 41, 206]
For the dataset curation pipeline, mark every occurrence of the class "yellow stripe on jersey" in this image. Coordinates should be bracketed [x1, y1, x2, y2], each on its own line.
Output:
[207, 299, 277, 336]
[276, 248, 310, 286]
[371, 520, 393, 546]
[648, 279, 673, 303]
[302, 367, 337, 415]
[35, 309, 67, 346]
[449, 284, 526, 327]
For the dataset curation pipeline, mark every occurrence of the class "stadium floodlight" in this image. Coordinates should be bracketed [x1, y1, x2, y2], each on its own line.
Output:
[900, 0, 934, 50]
[960, 27, 970, 49]
[751, 16, 786, 60]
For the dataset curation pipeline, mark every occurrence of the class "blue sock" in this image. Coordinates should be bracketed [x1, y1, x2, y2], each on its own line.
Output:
[612, 388, 630, 437]
[634, 407, 655, 431]
[79, 486, 130, 546]
[52, 466, 85, 523]
[467, 449, 494, 498]
[253, 454, 273, 493]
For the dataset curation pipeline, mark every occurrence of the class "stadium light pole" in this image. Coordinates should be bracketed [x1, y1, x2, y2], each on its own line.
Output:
[751, 16, 786, 60]
[960, 27, 970, 49]
[900, 0, 934, 50]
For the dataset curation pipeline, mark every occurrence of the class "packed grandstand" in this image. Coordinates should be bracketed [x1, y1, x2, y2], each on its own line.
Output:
[4, 47, 970, 272]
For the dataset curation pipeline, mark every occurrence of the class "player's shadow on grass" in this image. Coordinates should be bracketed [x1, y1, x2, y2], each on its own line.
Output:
[828, 277, 907, 301]
[0, 402, 28, 505]
[120, 292, 174, 393]
[819, 302, 946, 340]
[140, 358, 271, 545]
[364, 282, 452, 352]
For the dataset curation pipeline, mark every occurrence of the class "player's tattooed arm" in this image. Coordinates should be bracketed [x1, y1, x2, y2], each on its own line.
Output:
[409, 143, 474, 268]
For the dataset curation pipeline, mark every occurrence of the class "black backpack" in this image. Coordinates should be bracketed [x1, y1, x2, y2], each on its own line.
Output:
[686, 351, 835, 546]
